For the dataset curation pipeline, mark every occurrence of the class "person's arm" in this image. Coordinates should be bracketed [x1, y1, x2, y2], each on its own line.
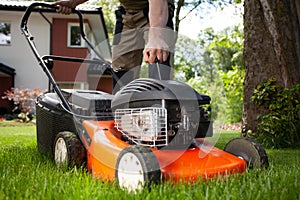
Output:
[53, 0, 88, 14]
[143, 0, 169, 63]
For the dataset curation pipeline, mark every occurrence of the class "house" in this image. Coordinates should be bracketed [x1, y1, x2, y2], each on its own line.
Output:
[0, 0, 113, 114]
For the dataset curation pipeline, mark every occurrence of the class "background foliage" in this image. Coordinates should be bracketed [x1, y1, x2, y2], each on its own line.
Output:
[251, 78, 300, 148]
[175, 25, 244, 124]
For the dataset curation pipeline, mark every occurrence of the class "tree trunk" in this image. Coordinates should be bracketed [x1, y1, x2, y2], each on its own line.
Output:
[243, 0, 300, 132]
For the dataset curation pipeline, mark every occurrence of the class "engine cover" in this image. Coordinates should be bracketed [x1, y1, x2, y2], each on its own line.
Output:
[112, 78, 213, 148]
[112, 78, 210, 108]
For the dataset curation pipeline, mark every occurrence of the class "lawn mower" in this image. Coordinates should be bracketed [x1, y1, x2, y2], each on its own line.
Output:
[21, 3, 268, 192]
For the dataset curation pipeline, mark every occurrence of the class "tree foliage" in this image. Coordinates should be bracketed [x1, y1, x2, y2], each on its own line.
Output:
[176, 24, 244, 124]
[175, 25, 243, 81]
[174, 0, 242, 32]
[220, 66, 244, 123]
[251, 78, 300, 148]
[174, 36, 203, 81]
[200, 26, 244, 72]
[92, 0, 119, 36]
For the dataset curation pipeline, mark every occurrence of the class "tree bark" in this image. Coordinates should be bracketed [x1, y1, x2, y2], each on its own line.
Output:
[243, 0, 300, 132]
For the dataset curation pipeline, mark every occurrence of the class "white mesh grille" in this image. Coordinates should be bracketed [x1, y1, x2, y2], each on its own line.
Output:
[115, 107, 168, 147]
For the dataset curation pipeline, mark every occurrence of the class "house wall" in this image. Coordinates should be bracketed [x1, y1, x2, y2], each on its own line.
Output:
[52, 18, 89, 83]
[88, 75, 112, 94]
[0, 8, 112, 94]
[0, 11, 49, 90]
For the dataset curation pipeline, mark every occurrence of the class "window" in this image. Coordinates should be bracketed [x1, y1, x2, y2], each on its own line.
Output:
[67, 23, 90, 48]
[0, 22, 11, 45]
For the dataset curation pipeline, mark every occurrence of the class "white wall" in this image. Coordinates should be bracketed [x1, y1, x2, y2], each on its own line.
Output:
[0, 11, 50, 90]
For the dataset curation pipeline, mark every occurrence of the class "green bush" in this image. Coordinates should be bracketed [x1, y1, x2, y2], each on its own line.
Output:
[251, 78, 300, 148]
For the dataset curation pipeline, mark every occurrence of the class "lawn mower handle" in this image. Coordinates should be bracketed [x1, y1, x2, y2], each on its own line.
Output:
[20, 2, 112, 112]
[21, 3, 73, 112]
[21, 2, 109, 63]
[21, 3, 54, 30]
[21, 3, 80, 38]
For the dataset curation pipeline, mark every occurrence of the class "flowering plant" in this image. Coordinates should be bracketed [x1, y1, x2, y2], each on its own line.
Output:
[2, 86, 46, 122]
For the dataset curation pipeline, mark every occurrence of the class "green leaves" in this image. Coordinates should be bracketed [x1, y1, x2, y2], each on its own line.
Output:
[221, 66, 245, 123]
[251, 78, 300, 148]
[175, 24, 244, 124]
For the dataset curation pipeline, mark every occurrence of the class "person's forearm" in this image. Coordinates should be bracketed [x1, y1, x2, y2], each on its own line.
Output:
[148, 0, 168, 28]
[143, 0, 170, 63]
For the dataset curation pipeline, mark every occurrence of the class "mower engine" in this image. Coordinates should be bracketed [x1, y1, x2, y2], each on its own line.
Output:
[112, 78, 213, 148]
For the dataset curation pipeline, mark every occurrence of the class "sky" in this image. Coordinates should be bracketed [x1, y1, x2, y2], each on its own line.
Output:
[178, 3, 244, 39]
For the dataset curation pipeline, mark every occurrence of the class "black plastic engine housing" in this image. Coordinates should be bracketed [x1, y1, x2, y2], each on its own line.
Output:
[112, 78, 211, 107]
[111, 78, 213, 145]
[35, 89, 113, 155]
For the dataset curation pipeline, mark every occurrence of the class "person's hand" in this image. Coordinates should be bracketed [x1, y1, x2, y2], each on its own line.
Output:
[143, 48, 169, 64]
[53, 0, 76, 14]
[144, 0, 170, 64]
[143, 36, 169, 64]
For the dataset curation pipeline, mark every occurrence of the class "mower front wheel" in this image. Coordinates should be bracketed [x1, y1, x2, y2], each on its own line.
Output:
[54, 131, 86, 168]
[115, 146, 161, 192]
[224, 137, 269, 169]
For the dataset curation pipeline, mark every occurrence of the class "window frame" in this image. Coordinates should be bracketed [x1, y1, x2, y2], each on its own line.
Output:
[67, 22, 90, 48]
[0, 21, 11, 46]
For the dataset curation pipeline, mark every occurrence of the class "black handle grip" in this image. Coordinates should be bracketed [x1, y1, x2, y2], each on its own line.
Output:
[21, 3, 56, 29]
[21, 3, 82, 32]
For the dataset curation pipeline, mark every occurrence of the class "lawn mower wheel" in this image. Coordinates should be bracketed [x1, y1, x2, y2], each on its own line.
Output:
[224, 137, 269, 169]
[115, 145, 161, 192]
[54, 131, 86, 168]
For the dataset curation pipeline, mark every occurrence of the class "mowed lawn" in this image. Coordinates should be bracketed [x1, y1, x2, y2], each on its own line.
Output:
[0, 120, 299, 199]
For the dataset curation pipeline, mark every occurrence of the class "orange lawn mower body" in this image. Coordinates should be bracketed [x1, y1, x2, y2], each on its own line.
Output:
[82, 120, 247, 183]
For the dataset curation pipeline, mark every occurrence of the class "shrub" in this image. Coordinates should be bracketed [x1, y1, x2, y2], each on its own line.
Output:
[2, 87, 46, 122]
[251, 78, 300, 148]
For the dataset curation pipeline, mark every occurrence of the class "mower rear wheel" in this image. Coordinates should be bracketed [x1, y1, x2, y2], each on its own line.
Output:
[224, 137, 269, 169]
[54, 131, 86, 168]
[115, 146, 161, 192]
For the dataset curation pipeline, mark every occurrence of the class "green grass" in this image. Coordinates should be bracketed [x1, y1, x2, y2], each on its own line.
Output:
[0, 121, 36, 146]
[0, 121, 299, 199]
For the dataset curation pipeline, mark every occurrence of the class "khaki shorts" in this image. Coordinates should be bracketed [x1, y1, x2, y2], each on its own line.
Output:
[112, 5, 174, 79]
[112, 9, 149, 78]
